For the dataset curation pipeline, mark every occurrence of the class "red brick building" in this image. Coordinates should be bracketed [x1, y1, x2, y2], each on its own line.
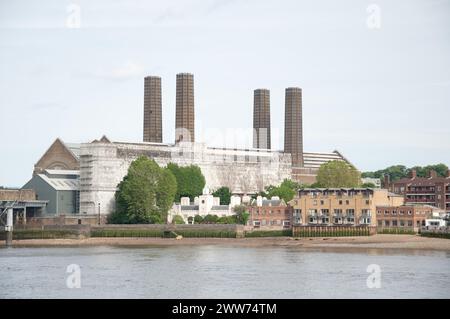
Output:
[247, 197, 292, 230]
[388, 170, 450, 214]
[376, 205, 433, 232]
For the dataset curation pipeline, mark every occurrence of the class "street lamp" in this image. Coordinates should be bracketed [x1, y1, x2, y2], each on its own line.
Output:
[98, 203, 101, 225]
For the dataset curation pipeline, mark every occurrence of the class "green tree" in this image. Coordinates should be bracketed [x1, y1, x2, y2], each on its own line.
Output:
[362, 163, 449, 185]
[212, 187, 231, 205]
[233, 205, 250, 225]
[171, 215, 185, 224]
[316, 160, 361, 188]
[265, 179, 306, 202]
[156, 168, 178, 222]
[108, 156, 177, 224]
[361, 182, 376, 188]
[167, 163, 206, 202]
[193, 215, 204, 224]
[217, 216, 235, 224]
[202, 214, 219, 224]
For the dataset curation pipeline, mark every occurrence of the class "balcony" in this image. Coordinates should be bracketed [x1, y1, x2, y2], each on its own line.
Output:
[405, 198, 436, 204]
[407, 189, 435, 194]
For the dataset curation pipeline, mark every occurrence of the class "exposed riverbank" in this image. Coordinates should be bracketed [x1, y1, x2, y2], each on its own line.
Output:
[6, 234, 450, 251]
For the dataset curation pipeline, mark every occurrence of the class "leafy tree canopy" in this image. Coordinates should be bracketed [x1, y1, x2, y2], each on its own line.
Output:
[108, 156, 177, 224]
[316, 161, 361, 188]
[167, 163, 206, 202]
[171, 215, 185, 224]
[212, 186, 231, 205]
[362, 163, 449, 185]
[264, 179, 309, 202]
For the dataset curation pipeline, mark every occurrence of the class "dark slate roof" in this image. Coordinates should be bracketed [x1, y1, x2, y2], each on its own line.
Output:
[180, 205, 199, 211]
[211, 205, 229, 210]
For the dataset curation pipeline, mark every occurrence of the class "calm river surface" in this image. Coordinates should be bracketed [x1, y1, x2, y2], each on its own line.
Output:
[1, 245, 449, 298]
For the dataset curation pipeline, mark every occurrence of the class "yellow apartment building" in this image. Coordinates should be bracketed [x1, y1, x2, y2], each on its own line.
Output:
[289, 188, 404, 227]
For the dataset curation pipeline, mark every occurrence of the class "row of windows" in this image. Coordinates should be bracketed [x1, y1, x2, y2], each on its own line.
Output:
[307, 217, 369, 224]
[310, 199, 371, 206]
[377, 210, 427, 216]
[252, 209, 286, 215]
[253, 220, 290, 226]
[306, 209, 362, 216]
[378, 220, 423, 227]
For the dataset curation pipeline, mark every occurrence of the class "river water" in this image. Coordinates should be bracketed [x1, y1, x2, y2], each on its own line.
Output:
[1, 245, 449, 298]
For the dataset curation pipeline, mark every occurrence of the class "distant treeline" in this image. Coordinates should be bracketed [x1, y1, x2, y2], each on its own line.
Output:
[362, 164, 449, 183]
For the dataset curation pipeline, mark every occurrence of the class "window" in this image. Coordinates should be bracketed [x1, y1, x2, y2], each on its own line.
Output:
[408, 211, 412, 215]
[320, 200, 324, 205]
[346, 200, 349, 205]
[384, 220, 390, 227]
[408, 221, 413, 227]
[392, 210, 397, 216]
[377, 210, 381, 215]
[378, 220, 382, 227]
[339, 200, 343, 205]
[365, 200, 370, 205]
[384, 210, 389, 215]
[392, 220, 398, 226]
[400, 220, 405, 227]
[313, 200, 318, 206]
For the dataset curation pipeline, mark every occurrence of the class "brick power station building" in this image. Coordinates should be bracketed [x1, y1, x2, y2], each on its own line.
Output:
[27, 73, 352, 217]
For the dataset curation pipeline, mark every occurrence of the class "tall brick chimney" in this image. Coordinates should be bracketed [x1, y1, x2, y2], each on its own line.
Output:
[410, 169, 417, 179]
[447, 170, 450, 178]
[175, 73, 195, 143]
[429, 170, 437, 179]
[284, 87, 304, 167]
[383, 174, 390, 189]
[253, 89, 271, 149]
[143, 76, 162, 143]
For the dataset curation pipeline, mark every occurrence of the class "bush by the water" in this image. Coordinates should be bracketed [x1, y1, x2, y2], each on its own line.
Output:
[245, 230, 292, 237]
[377, 228, 416, 235]
[421, 232, 450, 239]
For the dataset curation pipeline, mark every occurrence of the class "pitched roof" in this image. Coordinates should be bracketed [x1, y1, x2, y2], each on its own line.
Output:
[37, 174, 79, 191]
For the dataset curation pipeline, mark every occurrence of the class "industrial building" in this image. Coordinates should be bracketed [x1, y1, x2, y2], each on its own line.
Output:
[26, 73, 353, 219]
[23, 169, 79, 216]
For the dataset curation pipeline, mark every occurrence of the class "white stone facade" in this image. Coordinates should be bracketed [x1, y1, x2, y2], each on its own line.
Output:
[168, 188, 243, 223]
[79, 141, 292, 215]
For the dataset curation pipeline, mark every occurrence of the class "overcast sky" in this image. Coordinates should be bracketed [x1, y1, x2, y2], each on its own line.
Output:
[1, 0, 449, 187]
